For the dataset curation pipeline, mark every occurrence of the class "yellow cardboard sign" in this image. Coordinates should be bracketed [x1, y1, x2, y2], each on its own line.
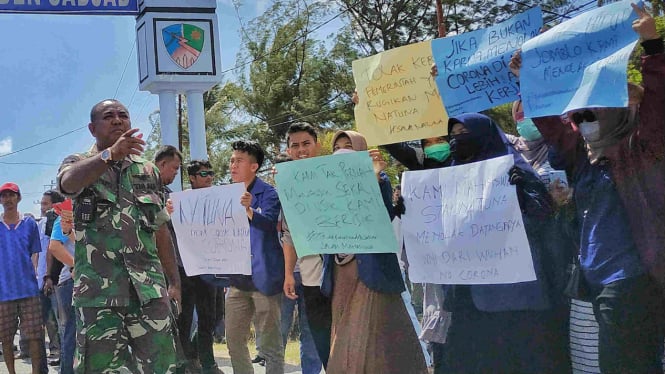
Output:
[352, 40, 448, 146]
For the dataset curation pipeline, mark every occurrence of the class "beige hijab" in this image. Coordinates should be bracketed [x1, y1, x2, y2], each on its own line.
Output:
[584, 107, 638, 163]
[331, 130, 368, 265]
[332, 130, 368, 151]
[584, 83, 643, 163]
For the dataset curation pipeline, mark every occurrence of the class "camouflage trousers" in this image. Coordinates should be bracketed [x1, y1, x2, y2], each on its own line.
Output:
[75, 297, 177, 373]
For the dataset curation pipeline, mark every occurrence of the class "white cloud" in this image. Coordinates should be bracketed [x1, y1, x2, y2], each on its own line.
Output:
[0, 137, 12, 156]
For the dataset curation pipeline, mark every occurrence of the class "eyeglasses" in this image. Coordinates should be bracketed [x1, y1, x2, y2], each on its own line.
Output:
[196, 170, 215, 177]
[571, 110, 596, 125]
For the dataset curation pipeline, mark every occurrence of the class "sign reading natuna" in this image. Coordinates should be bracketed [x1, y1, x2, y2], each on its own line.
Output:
[0, 0, 139, 15]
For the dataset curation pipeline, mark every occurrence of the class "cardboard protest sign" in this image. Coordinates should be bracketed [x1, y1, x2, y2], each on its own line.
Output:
[275, 151, 398, 256]
[170, 184, 251, 276]
[352, 40, 448, 145]
[401, 155, 536, 284]
[432, 7, 542, 116]
[521, 0, 640, 117]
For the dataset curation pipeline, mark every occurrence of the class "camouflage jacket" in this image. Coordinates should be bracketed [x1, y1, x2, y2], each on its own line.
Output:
[58, 148, 170, 307]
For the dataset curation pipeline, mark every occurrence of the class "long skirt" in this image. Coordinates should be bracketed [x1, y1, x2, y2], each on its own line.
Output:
[327, 260, 428, 374]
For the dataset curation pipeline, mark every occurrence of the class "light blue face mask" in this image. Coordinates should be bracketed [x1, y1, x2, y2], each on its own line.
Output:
[517, 118, 542, 141]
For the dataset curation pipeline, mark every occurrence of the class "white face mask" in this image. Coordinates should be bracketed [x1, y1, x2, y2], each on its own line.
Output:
[333, 148, 355, 155]
[579, 120, 601, 142]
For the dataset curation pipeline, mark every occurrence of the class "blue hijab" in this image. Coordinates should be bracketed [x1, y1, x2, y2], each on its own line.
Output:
[448, 113, 536, 174]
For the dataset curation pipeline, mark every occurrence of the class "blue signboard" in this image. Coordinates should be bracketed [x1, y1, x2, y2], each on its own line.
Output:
[520, 0, 640, 117]
[432, 7, 542, 116]
[0, 0, 138, 15]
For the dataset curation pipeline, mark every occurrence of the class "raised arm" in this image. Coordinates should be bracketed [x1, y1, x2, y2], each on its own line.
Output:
[632, 3, 665, 155]
[382, 142, 424, 170]
[59, 128, 145, 195]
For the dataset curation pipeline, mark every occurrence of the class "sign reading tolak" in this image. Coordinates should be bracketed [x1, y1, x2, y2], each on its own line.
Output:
[0, 0, 139, 15]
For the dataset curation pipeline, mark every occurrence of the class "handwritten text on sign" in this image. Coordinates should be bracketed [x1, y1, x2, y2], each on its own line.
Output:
[275, 151, 398, 256]
[170, 184, 251, 276]
[352, 40, 448, 145]
[432, 7, 542, 116]
[521, 0, 639, 117]
[401, 155, 536, 284]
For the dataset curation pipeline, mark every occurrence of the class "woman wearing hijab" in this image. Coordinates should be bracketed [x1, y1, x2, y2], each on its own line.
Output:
[508, 5, 664, 373]
[321, 130, 428, 374]
[383, 135, 453, 170]
[506, 100, 554, 180]
[441, 113, 570, 373]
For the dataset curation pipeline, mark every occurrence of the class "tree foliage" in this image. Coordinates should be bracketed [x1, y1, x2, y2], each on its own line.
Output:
[338, 0, 578, 56]
[222, 0, 357, 157]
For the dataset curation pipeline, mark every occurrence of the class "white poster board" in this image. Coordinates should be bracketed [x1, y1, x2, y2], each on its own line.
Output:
[401, 155, 536, 284]
[170, 184, 251, 276]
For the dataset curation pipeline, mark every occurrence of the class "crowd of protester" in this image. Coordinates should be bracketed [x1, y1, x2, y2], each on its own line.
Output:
[0, 3, 663, 374]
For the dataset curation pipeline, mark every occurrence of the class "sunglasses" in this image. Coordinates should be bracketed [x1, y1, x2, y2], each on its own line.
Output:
[196, 170, 215, 177]
[571, 110, 596, 125]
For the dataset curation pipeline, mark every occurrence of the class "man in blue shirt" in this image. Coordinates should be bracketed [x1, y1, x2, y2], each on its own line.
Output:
[0, 182, 45, 374]
[49, 213, 76, 374]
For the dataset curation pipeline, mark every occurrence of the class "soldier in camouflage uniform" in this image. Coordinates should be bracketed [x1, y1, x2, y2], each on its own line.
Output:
[58, 99, 181, 374]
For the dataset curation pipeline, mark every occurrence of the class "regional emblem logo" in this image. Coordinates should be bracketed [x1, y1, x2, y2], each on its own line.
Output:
[162, 24, 205, 69]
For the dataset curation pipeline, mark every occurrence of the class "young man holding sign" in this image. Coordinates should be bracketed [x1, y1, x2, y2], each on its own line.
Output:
[282, 122, 331, 368]
[225, 140, 285, 374]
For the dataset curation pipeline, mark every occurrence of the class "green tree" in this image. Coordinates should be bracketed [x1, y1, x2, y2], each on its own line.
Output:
[222, 0, 357, 158]
[339, 0, 577, 55]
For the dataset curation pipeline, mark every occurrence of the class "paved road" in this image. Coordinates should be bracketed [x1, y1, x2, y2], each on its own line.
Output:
[1, 340, 311, 374]
[0, 358, 307, 374]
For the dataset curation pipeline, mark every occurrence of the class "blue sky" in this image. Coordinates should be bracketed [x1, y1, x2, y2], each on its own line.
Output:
[0, 1, 270, 215]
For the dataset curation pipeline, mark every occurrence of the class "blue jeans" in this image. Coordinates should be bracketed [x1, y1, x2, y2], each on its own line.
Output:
[55, 278, 75, 374]
[281, 273, 322, 374]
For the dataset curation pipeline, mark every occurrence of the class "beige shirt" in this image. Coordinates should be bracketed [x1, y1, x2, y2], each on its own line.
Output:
[281, 213, 324, 287]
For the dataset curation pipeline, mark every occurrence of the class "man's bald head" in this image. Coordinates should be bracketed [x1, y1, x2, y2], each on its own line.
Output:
[90, 99, 125, 122]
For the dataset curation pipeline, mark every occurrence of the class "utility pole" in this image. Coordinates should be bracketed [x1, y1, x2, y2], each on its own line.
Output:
[435, 0, 447, 37]
[178, 93, 184, 188]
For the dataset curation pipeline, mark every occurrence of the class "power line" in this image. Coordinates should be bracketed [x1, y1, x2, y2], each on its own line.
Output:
[215, 101, 353, 138]
[220, 1, 359, 76]
[556, 0, 597, 22]
[504, 0, 571, 20]
[136, 95, 153, 122]
[127, 84, 139, 110]
[0, 125, 87, 159]
[113, 40, 136, 99]
[0, 161, 59, 166]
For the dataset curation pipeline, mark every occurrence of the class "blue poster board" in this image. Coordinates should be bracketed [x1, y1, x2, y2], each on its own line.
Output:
[432, 7, 542, 116]
[520, 0, 640, 117]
